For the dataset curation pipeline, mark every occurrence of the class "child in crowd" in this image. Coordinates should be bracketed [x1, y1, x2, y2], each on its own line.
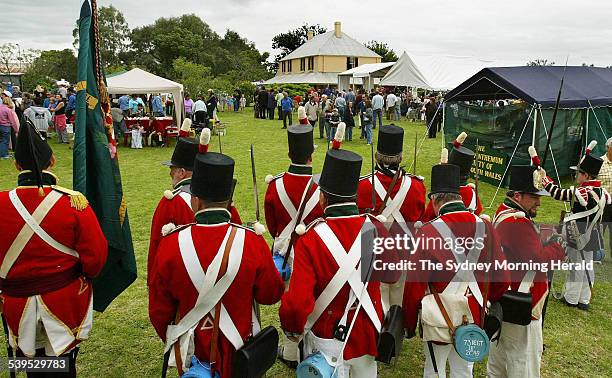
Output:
[131, 123, 144, 149]
[328, 107, 340, 142]
[239, 94, 246, 111]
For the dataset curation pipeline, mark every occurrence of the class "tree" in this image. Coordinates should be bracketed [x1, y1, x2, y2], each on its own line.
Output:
[526, 59, 555, 66]
[72, 5, 130, 68]
[21, 50, 77, 91]
[270, 24, 327, 71]
[0, 43, 17, 74]
[172, 57, 213, 97]
[365, 41, 398, 62]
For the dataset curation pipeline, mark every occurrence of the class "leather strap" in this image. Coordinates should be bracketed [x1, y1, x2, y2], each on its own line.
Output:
[173, 312, 183, 376]
[429, 284, 456, 336]
[281, 179, 316, 268]
[378, 168, 402, 214]
[210, 226, 237, 376]
[481, 220, 493, 326]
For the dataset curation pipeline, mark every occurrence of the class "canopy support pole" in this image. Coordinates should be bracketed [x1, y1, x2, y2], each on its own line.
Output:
[538, 109, 569, 212]
[586, 100, 608, 140]
[442, 102, 446, 148]
[586, 106, 590, 150]
[487, 104, 536, 209]
[532, 105, 539, 147]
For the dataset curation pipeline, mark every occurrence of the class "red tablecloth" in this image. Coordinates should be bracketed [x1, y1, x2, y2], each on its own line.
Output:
[124, 117, 175, 146]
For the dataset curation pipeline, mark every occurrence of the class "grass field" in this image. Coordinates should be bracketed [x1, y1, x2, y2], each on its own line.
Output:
[0, 109, 610, 377]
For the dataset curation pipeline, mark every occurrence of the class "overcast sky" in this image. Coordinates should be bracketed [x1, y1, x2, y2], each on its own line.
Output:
[2, 0, 611, 66]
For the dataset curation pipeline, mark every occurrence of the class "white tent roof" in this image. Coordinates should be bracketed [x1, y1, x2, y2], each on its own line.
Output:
[106, 68, 184, 125]
[338, 62, 395, 78]
[410, 54, 501, 91]
[380, 51, 508, 91]
[282, 31, 380, 61]
[378, 52, 431, 89]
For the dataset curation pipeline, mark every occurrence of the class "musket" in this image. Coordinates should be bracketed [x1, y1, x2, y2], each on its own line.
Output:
[475, 138, 480, 203]
[413, 132, 418, 175]
[541, 59, 568, 167]
[371, 142, 376, 213]
[250, 144, 261, 223]
[1, 313, 16, 378]
[218, 129, 223, 154]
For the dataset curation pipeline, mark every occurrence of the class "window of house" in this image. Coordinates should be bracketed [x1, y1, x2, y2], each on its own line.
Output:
[347, 56, 359, 70]
[308, 57, 314, 70]
[300, 58, 306, 71]
[282, 61, 286, 73]
[288, 60, 293, 72]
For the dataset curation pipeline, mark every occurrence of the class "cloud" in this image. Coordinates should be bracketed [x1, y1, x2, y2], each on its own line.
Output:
[1, 0, 611, 66]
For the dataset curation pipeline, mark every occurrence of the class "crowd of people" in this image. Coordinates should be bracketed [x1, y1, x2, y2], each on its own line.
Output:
[253, 85, 445, 144]
[0, 83, 78, 159]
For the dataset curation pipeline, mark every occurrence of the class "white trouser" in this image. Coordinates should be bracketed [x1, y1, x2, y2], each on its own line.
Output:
[280, 330, 299, 362]
[487, 319, 543, 378]
[380, 281, 405, 314]
[564, 247, 593, 305]
[423, 342, 473, 378]
[338, 355, 377, 378]
[213, 108, 219, 122]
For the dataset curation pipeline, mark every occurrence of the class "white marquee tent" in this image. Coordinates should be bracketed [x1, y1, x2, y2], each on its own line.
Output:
[337, 62, 395, 91]
[380, 51, 507, 91]
[106, 68, 184, 126]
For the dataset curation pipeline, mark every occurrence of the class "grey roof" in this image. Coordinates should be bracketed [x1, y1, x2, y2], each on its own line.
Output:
[263, 72, 339, 85]
[281, 31, 381, 61]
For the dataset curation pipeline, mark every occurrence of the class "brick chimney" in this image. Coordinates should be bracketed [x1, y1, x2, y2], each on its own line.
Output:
[307, 30, 314, 41]
[334, 21, 341, 38]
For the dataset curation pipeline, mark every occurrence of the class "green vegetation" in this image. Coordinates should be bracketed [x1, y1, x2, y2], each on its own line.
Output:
[0, 111, 609, 377]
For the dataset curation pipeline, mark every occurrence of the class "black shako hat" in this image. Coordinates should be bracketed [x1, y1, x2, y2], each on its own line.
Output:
[162, 137, 199, 170]
[449, 145, 475, 181]
[429, 164, 461, 198]
[508, 165, 549, 195]
[15, 119, 53, 172]
[191, 152, 235, 201]
[377, 124, 403, 156]
[572, 154, 603, 177]
[288, 125, 314, 161]
[319, 149, 362, 197]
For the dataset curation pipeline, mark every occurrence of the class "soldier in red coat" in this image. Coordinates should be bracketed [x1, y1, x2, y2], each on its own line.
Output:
[422, 132, 483, 221]
[149, 152, 284, 378]
[263, 124, 323, 367]
[487, 165, 565, 378]
[403, 163, 509, 378]
[280, 145, 397, 377]
[357, 124, 426, 312]
[0, 121, 108, 377]
[148, 129, 241, 285]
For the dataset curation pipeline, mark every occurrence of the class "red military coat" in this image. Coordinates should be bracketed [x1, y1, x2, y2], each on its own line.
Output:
[357, 169, 426, 232]
[422, 184, 483, 222]
[279, 203, 398, 361]
[0, 171, 108, 357]
[403, 201, 509, 333]
[148, 178, 242, 285]
[494, 198, 565, 320]
[149, 209, 284, 378]
[264, 165, 323, 255]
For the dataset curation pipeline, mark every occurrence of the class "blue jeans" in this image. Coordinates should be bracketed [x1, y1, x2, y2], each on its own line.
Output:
[328, 126, 337, 143]
[346, 126, 353, 141]
[364, 123, 373, 144]
[0, 125, 10, 158]
[395, 105, 401, 120]
[373, 109, 383, 128]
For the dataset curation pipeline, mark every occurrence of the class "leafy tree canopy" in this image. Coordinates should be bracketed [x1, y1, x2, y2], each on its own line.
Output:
[22, 49, 77, 91]
[526, 59, 555, 66]
[365, 41, 398, 62]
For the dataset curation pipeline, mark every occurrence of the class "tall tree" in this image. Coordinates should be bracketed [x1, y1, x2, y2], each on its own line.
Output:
[21, 49, 77, 91]
[0, 43, 17, 74]
[72, 5, 130, 68]
[365, 41, 398, 62]
[270, 24, 327, 71]
[526, 59, 555, 66]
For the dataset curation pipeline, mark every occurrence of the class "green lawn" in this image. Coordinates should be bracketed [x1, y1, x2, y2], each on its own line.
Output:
[0, 109, 610, 377]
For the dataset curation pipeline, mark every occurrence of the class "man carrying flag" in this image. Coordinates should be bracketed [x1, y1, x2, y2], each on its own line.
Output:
[74, 0, 137, 312]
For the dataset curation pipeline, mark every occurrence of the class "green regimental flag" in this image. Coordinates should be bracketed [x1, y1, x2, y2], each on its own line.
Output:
[74, 0, 137, 312]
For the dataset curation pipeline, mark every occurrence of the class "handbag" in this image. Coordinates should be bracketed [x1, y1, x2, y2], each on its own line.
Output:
[376, 305, 404, 364]
[231, 326, 279, 378]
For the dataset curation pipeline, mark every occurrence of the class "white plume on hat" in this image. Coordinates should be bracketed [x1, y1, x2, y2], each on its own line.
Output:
[331, 122, 346, 150]
[453, 132, 467, 148]
[198, 128, 211, 153]
[440, 148, 449, 164]
[586, 140, 597, 155]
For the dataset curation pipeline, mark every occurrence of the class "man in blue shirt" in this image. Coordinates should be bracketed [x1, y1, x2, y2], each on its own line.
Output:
[371, 91, 384, 129]
[118, 94, 130, 116]
[128, 94, 140, 116]
[281, 92, 293, 129]
[65, 89, 77, 120]
[152, 94, 163, 116]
